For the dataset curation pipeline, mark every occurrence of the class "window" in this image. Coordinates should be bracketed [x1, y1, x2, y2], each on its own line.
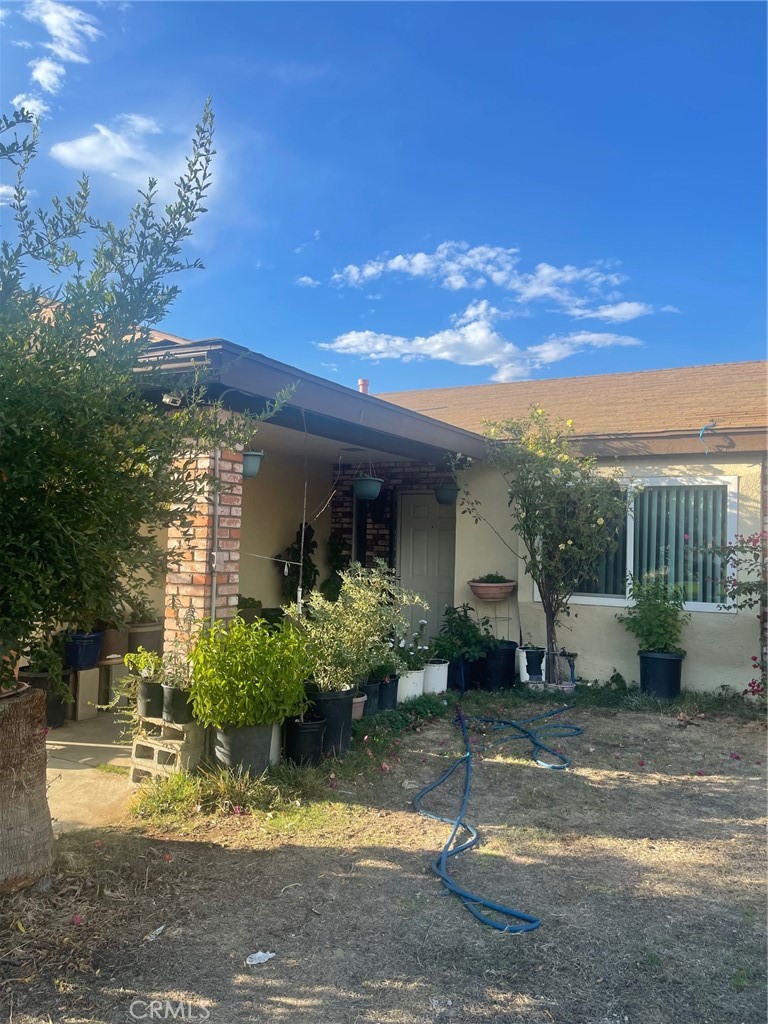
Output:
[573, 476, 736, 609]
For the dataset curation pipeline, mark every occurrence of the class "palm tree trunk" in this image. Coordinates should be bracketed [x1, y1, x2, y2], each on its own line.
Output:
[0, 688, 54, 894]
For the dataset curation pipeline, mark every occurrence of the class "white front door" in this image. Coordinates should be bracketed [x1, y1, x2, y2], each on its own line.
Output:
[398, 492, 456, 638]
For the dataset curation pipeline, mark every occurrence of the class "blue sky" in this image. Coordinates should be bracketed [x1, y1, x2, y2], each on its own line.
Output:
[1, 1, 765, 391]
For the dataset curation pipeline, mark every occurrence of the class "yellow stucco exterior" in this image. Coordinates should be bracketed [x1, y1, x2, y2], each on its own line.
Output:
[455, 456, 764, 692]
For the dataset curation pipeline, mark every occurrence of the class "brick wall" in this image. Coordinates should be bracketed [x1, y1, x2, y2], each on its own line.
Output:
[330, 461, 452, 567]
[163, 449, 243, 651]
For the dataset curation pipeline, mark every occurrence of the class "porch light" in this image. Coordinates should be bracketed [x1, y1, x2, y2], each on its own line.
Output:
[242, 451, 265, 478]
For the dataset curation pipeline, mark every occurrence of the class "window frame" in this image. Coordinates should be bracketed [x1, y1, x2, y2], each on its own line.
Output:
[565, 474, 739, 614]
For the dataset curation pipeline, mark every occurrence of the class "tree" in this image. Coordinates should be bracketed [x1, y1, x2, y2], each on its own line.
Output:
[0, 105, 280, 890]
[461, 407, 630, 686]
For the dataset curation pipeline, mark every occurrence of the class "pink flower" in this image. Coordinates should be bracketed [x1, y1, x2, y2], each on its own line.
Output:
[695, 770, 705, 776]
[329, 780, 338, 789]
[70, 914, 84, 926]
[233, 805, 243, 815]
[94, 840, 104, 849]
[638, 760, 646, 767]
[683, 534, 689, 541]
[380, 761, 391, 772]
[162, 852, 172, 861]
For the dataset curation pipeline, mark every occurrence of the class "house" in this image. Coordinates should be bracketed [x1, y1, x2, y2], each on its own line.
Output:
[146, 340, 766, 694]
[380, 361, 768, 691]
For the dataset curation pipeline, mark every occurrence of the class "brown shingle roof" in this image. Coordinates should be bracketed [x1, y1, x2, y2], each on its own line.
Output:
[377, 361, 768, 439]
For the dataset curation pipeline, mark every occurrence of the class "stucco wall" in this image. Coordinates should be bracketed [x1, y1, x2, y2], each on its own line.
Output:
[239, 453, 332, 608]
[457, 456, 764, 692]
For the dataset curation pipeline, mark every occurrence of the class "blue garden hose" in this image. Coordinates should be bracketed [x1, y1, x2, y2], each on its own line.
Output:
[412, 704, 582, 933]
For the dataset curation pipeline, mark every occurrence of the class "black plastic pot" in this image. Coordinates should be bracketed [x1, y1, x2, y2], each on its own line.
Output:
[162, 684, 194, 725]
[215, 723, 276, 776]
[447, 656, 469, 692]
[137, 679, 163, 719]
[64, 630, 105, 670]
[359, 680, 380, 717]
[483, 641, 518, 690]
[639, 651, 684, 700]
[285, 716, 326, 766]
[378, 677, 398, 711]
[18, 669, 70, 728]
[470, 655, 488, 689]
[306, 688, 354, 757]
[521, 648, 545, 679]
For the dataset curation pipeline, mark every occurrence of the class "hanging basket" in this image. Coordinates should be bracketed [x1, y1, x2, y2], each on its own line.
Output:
[434, 484, 460, 506]
[242, 451, 264, 479]
[352, 476, 384, 501]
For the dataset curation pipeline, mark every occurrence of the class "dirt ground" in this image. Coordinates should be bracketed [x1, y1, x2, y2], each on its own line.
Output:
[2, 701, 766, 1024]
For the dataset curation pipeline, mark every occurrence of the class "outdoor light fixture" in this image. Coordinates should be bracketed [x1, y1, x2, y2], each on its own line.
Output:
[242, 450, 265, 478]
[162, 390, 184, 407]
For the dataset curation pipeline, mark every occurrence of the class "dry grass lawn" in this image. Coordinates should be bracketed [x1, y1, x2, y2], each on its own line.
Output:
[1, 699, 766, 1024]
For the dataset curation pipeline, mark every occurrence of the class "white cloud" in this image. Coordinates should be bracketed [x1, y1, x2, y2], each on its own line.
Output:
[0, 184, 16, 206]
[661, 304, 681, 314]
[328, 241, 655, 323]
[569, 300, 654, 323]
[28, 56, 65, 92]
[297, 275, 320, 288]
[320, 302, 642, 383]
[49, 113, 180, 192]
[22, 0, 101, 63]
[11, 91, 50, 117]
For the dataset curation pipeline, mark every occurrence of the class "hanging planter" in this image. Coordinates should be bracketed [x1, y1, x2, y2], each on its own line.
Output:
[352, 475, 383, 501]
[242, 450, 264, 479]
[468, 578, 517, 602]
[434, 484, 460, 506]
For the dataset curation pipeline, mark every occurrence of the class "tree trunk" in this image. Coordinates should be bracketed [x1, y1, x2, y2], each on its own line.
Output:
[544, 607, 562, 687]
[0, 687, 54, 894]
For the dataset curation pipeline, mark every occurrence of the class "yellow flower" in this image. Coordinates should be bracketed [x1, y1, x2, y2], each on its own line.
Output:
[567, 539, 573, 545]
[558, 543, 566, 550]
[566, 419, 573, 427]
[596, 517, 605, 526]
[552, 467, 561, 476]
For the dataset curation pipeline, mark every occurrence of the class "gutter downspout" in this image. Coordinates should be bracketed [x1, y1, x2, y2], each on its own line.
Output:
[210, 447, 221, 625]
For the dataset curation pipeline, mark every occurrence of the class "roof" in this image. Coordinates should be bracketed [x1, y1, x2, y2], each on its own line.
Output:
[141, 334, 487, 462]
[378, 361, 768, 456]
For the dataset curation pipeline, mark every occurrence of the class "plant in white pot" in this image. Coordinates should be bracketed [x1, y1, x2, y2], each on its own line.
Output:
[190, 617, 313, 776]
[395, 620, 430, 703]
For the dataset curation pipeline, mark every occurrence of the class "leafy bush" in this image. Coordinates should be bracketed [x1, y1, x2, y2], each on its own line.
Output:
[294, 561, 426, 691]
[471, 572, 513, 583]
[432, 604, 496, 662]
[189, 618, 312, 727]
[617, 574, 691, 654]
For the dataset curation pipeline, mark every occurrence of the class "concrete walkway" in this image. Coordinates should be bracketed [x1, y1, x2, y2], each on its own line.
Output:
[46, 713, 133, 832]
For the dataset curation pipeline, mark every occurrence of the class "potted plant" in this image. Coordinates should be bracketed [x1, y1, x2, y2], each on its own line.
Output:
[63, 624, 106, 671]
[17, 639, 72, 729]
[433, 604, 496, 692]
[295, 561, 425, 754]
[424, 639, 450, 695]
[517, 640, 546, 683]
[124, 648, 166, 720]
[616, 573, 691, 700]
[190, 617, 313, 776]
[237, 595, 263, 625]
[352, 475, 384, 501]
[483, 639, 519, 691]
[368, 653, 401, 712]
[396, 620, 430, 703]
[284, 710, 326, 767]
[127, 602, 164, 655]
[468, 572, 517, 602]
[352, 691, 368, 719]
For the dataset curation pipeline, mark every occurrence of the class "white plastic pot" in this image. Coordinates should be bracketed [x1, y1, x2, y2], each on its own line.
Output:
[424, 660, 449, 694]
[517, 648, 547, 684]
[397, 669, 425, 703]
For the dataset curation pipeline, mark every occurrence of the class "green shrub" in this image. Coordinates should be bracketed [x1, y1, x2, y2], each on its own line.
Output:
[190, 618, 312, 727]
[617, 574, 691, 654]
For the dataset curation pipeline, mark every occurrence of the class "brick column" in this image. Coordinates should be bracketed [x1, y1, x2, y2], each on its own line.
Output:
[164, 449, 243, 653]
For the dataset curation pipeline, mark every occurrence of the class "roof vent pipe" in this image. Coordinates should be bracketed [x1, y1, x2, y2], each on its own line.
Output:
[357, 378, 370, 394]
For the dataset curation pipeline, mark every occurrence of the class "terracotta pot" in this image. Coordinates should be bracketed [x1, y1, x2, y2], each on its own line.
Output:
[468, 580, 517, 602]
